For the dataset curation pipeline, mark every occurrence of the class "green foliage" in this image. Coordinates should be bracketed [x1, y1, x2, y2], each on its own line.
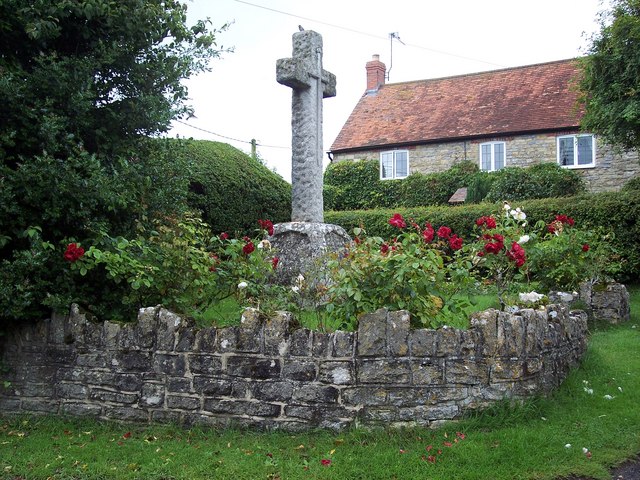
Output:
[325, 190, 640, 280]
[325, 220, 477, 330]
[325, 160, 584, 210]
[580, 0, 640, 151]
[398, 161, 480, 207]
[484, 163, 586, 202]
[179, 140, 291, 235]
[323, 159, 401, 210]
[0, 1, 225, 322]
[622, 175, 640, 191]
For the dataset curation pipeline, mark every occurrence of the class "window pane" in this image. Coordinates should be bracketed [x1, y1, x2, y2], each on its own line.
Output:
[395, 151, 408, 177]
[577, 136, 593, 165]
[494, 143, 504, 170]
[381, 153, 393, 178]
[481, 145, 492, 171]
[559, 138, 574, 166]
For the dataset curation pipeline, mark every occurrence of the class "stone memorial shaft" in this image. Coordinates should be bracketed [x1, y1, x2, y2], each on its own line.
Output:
[277, 30, 336, 222]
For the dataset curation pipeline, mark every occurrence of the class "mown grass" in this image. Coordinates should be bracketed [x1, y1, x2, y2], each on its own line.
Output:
[1, 288, 638, 480]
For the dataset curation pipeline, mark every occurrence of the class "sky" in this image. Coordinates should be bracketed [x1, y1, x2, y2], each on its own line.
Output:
[168, 0, 608, 182]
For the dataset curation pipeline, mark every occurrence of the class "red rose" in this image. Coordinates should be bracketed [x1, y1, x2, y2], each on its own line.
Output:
[63, 243, 85, 262]
[271, 256, 279, 269]
[506, 241, 526, 267]
[437, 226, 451, 239]
[380, 243, 390, 254]
[449, 234, 463, 250]
[258, 219, 274, 236]
[388, 213, 406, 229]
[242, 241, 255, 255]
[219, 232, 229, 241]
[422, 223, 435, 243]
[582, 244, 590, 252]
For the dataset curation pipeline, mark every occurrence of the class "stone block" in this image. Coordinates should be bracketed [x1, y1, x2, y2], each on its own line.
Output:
[188, 354, 223, 375]
[252, 381, 294, 402]
[135, 306, 159, 348]
[341, 387, 387, 406]
[412, 404, 460, 421]
[357, 309, 387, 356]
[153, 354, 186, 376]
[21, 399, 59, 413]
[193, 378, 233, 396]
[470, 309, 499, 356]
[0, 398, 21, 412]
[410, 359, 444, 385]
[141, 384, 165, 407]
[113, 374, 143, 392]
[166, 395, 201, 410]
[357, 359, 410, 384]
[318, 361, 354, 385]
[175, 327, 196, 352]
[61, 403, 102, 417]
[445, 359, 488, 385]
[22, 382, 56, 397]
[56, 383, 88, 399]
[238, 308, 263, 352]
[282, 360, 317, 382]
[312, 332, 331, 357]
[226, 356, 281, 379]
[496, 312, 525, 357]
[490, 360, 525, 382]
[195, 327, 217, 352]
[103, 406, 149, 422]
[332, 331, 354, 357]
[47, 314, 66, 344]
[180, 412, 230, 429]
[409, 329, 437, 357]
[387, 310, 410, 356]
[76, 353, 108, 369]
[167, 377, 191, 394]
[203, 399, 281, 417]
[103, 321, 121, 349]
[292, 384, 339, 404]
[90, 389, 139, 404]
[114, 350, 153, 372]
[217, 327, 239, 352]
[435, 327, 461, 356]
[157, 308, 182, 350]
[152, 410, 183, 424]
[360, 407, 397, 422]
[264, 311, 291, 355]
[289, 328, 311, 356]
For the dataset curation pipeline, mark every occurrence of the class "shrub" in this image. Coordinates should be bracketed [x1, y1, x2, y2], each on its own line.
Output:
[622, 176, 640, 192]
[485, 163, 585, 202]
[177, 140, 291, 235]
[325, 190, 640, 280]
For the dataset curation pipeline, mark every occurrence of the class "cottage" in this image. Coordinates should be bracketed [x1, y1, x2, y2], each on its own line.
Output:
[330, 56, 640, 192]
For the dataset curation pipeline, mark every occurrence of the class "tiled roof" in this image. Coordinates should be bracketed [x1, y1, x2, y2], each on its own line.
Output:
[330, 59, 584, 152]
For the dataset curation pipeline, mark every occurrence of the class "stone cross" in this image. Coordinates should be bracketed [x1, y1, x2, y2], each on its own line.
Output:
[277, 30, 336, 223]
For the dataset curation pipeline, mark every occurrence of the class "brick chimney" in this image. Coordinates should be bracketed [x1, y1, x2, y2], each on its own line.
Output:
[366, 54, 386, 92]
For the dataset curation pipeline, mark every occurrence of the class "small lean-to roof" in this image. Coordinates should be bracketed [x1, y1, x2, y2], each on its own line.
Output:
[330, 59, 584, 153]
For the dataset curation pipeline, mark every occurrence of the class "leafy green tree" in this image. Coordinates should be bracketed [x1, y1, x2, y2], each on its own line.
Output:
[0, 0, 226, 321]
[580, 0, 640, 151]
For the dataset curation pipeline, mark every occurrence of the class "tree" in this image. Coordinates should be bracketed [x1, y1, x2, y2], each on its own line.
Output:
[0, 0, 226, 321]
[580, 0, 640, 151]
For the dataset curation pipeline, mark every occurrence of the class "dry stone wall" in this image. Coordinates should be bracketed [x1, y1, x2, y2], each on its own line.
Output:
[0, 304, 588, 431]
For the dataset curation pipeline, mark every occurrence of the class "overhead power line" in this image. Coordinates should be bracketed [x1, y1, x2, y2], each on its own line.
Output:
[234, 0, 505, 68]
[173, 119, 290, 150]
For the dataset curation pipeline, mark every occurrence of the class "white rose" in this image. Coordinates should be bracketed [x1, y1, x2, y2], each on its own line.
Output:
[518, 235, 530, 244]
[237, 281, 248, 289]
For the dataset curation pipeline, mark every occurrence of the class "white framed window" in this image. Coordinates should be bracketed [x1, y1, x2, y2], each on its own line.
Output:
[479, 142, 505, 172]
[557, 134, 595, 168]
[380, 150, 409, 180]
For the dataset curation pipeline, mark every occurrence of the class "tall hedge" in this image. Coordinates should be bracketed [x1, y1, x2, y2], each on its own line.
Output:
[325, 190, 640, 280]
[179, 140, 291, 235]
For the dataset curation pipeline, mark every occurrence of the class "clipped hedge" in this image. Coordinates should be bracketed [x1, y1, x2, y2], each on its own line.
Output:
[325, 190, 640, 279]
[175, 140, 291, 235]
[484, 163, 586, 202]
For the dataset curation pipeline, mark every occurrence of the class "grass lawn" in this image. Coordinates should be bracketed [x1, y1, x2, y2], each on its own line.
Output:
[1, 286, 638, 480]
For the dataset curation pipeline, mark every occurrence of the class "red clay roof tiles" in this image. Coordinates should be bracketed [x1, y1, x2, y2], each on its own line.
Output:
[330, 59, 584, 152]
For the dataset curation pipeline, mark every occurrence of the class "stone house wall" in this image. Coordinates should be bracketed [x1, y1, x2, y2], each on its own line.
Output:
[331, 133, 640, 192]
[0, 304, 587, 431]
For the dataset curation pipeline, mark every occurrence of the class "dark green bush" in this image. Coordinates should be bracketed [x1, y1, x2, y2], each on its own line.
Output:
[622, 176, 640, 192]
[325, 190, 640, 280]
[466, 172, 496, 203]
[181, 140, 291, 235]
[485, 163, 586, 202]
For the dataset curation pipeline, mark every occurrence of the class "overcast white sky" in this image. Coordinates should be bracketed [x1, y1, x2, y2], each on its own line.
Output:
[168, 0, 607, 182]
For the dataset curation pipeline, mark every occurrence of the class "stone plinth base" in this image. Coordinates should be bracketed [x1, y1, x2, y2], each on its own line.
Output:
[268, 222, 351, 285]
[580, 281, 630, 324]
